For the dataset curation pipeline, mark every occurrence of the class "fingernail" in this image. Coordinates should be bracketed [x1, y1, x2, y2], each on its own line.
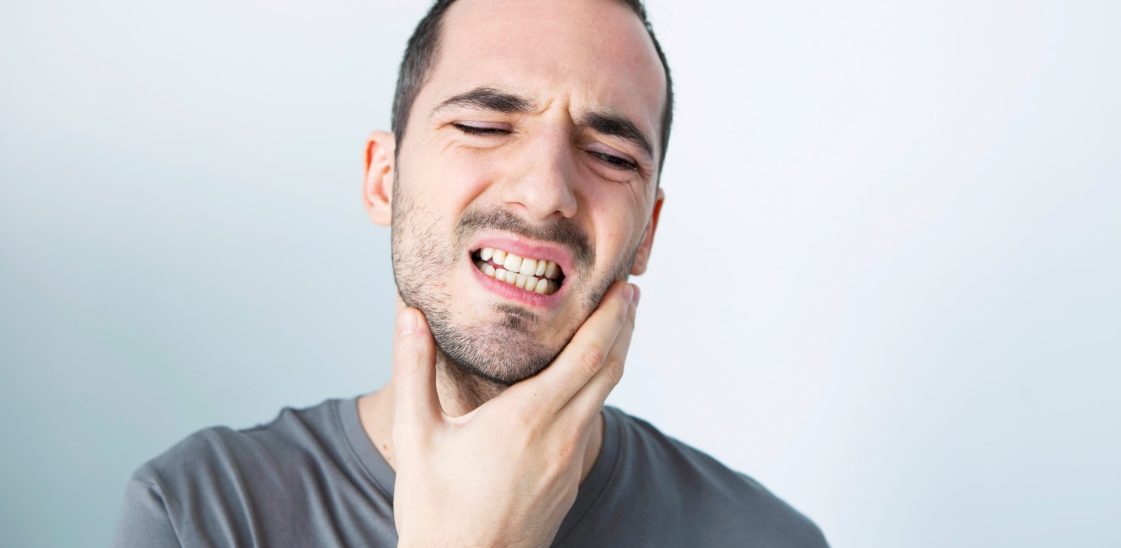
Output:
[397, 308, 420, 335]
[622, 283, 635, 303]
[632, 284, 641, 306]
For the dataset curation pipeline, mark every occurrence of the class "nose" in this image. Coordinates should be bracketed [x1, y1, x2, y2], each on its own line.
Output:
[498, 129, 579, 221]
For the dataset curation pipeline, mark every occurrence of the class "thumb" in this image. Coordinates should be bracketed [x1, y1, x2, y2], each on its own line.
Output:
[392, 307, 441, 444]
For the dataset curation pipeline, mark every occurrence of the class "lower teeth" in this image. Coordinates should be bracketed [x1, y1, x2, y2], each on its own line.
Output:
[477, 260, 559, 295]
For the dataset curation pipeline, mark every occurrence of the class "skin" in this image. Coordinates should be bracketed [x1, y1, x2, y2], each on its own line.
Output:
[358, 0, 667, 544]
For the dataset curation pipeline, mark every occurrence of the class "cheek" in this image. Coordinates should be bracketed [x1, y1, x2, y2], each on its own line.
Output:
[435, 159, 499, 214]
[401, 139, 496, 206]
[582, 189, 648, 263]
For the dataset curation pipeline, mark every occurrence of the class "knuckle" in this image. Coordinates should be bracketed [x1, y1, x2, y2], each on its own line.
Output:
[552, 438, 580, 466]
[507, 404, 536, 430]
[614, 302, 629, 325]
[394, 338, 422, 362]
[395, 352, 424, 378]
[507, 403, 546, 438]
[579, 345, 607, 376]
[605, 357, 625, 386]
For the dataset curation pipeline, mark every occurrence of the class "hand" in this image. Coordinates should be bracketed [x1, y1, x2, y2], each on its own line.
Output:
[390, 281, 640, 548]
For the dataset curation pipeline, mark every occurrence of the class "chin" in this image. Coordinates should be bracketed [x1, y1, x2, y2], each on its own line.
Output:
[428, 311, 566, 386]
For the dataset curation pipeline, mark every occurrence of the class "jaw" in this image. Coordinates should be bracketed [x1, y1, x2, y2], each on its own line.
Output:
[429, 270, 565, 386]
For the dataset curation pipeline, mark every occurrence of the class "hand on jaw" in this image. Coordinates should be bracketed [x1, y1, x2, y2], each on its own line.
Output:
[390, 281, 640, 548]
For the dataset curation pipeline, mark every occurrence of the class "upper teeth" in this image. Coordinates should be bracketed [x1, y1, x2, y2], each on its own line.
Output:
[476, 247, 562, 295]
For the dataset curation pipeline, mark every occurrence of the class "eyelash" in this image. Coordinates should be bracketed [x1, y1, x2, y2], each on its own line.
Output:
[588, 151, 638, 172]
[453, 123, 509, 136]
[452, 123, 639, 172]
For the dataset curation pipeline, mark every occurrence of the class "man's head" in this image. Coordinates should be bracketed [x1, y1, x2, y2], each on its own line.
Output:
[364, 0, 671, 386]
[390, 0, 674, 171]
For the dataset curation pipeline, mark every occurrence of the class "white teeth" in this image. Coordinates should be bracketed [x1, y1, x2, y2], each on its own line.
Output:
[475, 247, 562, 294]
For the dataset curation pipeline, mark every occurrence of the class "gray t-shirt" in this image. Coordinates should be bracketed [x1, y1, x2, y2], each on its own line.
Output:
[113, 397, 828, 547]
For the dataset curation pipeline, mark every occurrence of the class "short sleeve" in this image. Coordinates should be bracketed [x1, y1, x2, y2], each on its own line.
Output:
[111, 476, 181, 548]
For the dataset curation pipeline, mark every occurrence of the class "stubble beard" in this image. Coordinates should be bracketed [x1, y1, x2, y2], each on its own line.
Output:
[389, 173, 639, 388]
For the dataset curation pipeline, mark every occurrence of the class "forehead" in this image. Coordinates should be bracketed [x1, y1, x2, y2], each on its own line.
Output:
[421, 0, 666, 141]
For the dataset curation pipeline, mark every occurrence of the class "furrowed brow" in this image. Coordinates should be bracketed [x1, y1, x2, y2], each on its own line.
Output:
[433, 87, 536, 115]
[579, 111, 655, 162]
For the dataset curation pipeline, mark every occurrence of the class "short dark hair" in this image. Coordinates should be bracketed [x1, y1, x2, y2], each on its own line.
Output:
[391, 0, 674, 170]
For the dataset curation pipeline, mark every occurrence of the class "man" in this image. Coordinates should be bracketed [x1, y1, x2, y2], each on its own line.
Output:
[113, 0, 829, 546]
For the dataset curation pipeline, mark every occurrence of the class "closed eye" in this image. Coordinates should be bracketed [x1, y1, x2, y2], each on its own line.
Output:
[589, 150, 639, 172]
[453, 122, 639, 173]
[452, 122, 510, 136]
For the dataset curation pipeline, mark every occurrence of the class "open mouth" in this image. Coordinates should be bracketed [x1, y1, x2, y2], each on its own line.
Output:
[471, 246, 566, 295]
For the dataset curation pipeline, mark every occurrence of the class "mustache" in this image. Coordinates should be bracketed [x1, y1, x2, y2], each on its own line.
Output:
[456, 207, 594, 269]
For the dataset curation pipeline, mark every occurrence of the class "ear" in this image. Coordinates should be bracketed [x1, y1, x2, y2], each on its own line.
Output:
[363, 130, 396, 226]
[630, 186, 665, 276]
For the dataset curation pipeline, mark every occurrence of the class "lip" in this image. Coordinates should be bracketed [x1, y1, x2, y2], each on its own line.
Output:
[467, 234, 573, 308]
[469, 257, 568, 308]
[468, 235, 576, 277]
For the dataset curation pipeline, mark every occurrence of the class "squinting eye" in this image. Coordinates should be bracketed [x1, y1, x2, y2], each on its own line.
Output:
[452, 123, 510, 136]
[589, 151, 638, 172]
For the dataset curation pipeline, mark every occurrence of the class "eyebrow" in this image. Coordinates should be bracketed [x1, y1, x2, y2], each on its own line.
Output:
[434, 86, 655, 162]
[433, 87, 536, 114]
[578, 111, 654, 162]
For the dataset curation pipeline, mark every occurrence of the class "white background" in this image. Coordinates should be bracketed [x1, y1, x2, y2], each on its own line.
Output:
[2, 1, 1118, 546]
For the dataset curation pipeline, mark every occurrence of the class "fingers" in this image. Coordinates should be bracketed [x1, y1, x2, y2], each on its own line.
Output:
[392, 307, 442, 445]
[558, 284, 638, 431]
[506, 281, 638, 417]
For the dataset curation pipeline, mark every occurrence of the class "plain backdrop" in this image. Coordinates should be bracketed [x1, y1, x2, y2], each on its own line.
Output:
[2, 1, 1119, 546]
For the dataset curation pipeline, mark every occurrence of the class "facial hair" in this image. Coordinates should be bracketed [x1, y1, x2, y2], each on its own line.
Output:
[390, 172, 640, 387]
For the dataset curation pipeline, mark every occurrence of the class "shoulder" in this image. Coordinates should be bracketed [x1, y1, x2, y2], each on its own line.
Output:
[114, 399, 349, 546]
[127, 398, 352, 524]
[605, 406, 829, 547]
[138, 399, 343, 485]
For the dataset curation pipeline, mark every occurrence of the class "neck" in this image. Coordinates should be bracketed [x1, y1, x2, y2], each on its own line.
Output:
[357, 351, 605, 483]
[431, 350, 508, 415]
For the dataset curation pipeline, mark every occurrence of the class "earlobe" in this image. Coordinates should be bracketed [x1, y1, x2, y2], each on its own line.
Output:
[363, 130, 396, 226]
[630, 187, 665, 276]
